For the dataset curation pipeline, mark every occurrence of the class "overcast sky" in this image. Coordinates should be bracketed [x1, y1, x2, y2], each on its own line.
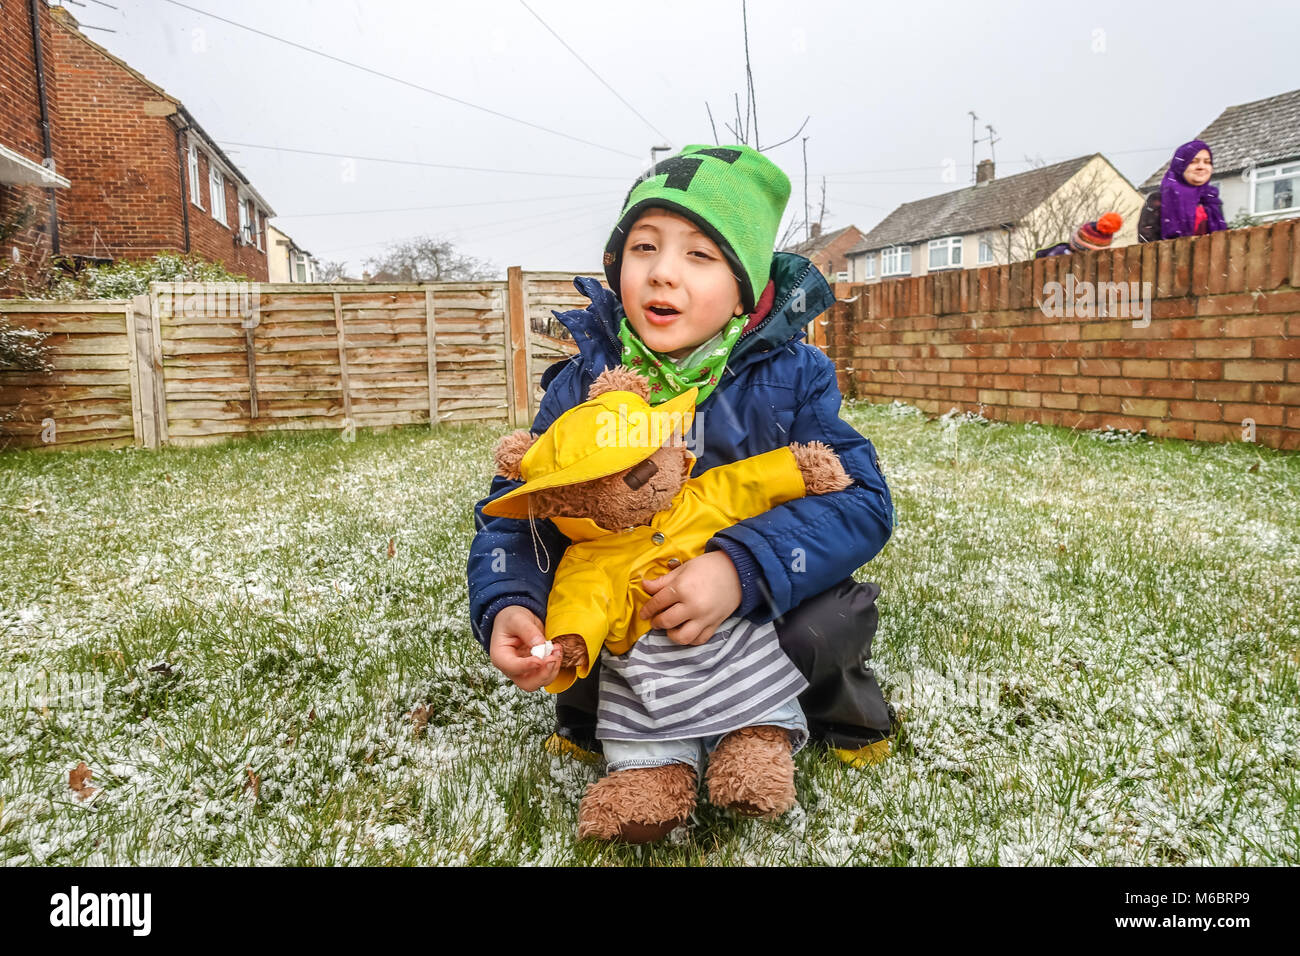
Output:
[69, 0, 1300, 275]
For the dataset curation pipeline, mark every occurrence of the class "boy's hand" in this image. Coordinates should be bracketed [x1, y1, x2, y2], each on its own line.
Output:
[640, 551, 742, 646]
[489, 605, 562, 691]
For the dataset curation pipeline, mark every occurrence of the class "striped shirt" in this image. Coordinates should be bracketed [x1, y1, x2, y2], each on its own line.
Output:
[596, 617, 808, 742]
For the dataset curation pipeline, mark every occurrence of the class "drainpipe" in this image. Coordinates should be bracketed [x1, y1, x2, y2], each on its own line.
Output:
[175, 125, 193, 253]
[28, 0, 60, 254]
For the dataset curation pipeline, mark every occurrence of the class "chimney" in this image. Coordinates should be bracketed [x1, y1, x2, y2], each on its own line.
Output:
[976, 159, 995, 185]
[49, 3, 80, 29]
[810, 223, 822, 239]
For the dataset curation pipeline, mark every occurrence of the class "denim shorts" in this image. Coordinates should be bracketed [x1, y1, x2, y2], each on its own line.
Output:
[602, 696, 808, 775]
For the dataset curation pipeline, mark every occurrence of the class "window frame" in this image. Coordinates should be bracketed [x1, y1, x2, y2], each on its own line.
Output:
[928, 235, 963, 270]
[1249, 161, 1300, 217]
[187, 142, 203, 210]
[238, 195, 251, 243]
[209, 164, 227, 226]
[880, 245, 912, 277]
[864, 253, 875, 279]
[978, 236, 994, 264]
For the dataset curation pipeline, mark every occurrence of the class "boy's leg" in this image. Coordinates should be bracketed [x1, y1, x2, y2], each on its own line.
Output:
[771, 578, 896, 752]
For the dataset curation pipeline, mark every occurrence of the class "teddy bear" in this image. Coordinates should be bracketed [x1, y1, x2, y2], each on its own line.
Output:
[483, 366, 853, 842]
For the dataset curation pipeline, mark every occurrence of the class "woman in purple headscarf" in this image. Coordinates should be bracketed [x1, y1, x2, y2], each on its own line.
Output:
[1138, 140, 1228, 242]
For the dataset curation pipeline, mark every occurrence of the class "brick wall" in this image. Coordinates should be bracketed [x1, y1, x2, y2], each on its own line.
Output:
[48, 9, 268, 280]
[180, 139, 270, 280]
[824, 220, 1300, 450]
[0, 0, 62, 294]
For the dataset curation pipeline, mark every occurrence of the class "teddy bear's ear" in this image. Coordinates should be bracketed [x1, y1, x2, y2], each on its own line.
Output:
[588, 365, 650, 401]
[493, 429, 537, 481]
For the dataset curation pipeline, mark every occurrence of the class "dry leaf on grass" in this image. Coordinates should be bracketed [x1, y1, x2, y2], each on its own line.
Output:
[387, 537, 396, 558]
[243, 765, 260, 800]
[410, 703, 432, 737]
[69, 762, 96, 801]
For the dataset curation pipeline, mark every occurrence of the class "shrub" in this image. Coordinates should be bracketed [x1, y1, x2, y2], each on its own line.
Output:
[0, 314, 51, 373]
[44, 253, 248, 300]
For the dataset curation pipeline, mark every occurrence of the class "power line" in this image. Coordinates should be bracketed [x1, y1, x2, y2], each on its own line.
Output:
[218, 141, 628, 180]
[461, 202, 611, 245]
[517, 0, 670, 143]
[829, 197, 891, 211]
[279, 190, 614, 219]
[315, 201, 612, 257]
[158, 0, 642, 160]
[454, 201, 612, 238]
[828, 180, 979, 187]
[825, 145, 1175, 178]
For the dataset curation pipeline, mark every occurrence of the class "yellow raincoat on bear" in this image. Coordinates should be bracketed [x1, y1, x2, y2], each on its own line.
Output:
[540, 446, 806, 693]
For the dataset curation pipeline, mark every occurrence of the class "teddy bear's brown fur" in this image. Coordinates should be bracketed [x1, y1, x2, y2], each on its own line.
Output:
[492, 366, 852, 842]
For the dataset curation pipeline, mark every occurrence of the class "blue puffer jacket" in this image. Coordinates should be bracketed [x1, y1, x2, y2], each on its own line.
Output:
[467, 252, 894, 651]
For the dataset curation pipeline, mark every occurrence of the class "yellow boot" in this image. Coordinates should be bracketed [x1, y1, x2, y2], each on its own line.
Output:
[829, 737, 892, 767]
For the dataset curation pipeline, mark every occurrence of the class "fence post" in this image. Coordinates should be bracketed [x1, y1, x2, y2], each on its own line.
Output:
[131, 292, 163, 448]
[239, 286, 261, 422]
[424, 287, 439, 428]
[124, 298, 144, 447]
[505, 266, 531, 428]
[332, 291, 352, 427]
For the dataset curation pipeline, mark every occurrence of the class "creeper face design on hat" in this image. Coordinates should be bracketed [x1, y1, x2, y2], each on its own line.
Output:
[604, 144, 791, 313]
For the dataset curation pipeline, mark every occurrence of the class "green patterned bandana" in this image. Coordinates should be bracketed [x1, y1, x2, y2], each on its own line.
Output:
[618, 314, 745, 404]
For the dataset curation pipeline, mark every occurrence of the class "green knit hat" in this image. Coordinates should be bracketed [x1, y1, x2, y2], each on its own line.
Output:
[603, 144, 791, 313]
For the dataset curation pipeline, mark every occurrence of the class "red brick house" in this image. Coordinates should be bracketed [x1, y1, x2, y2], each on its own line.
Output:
[0, 0, 70, 294]
[781, 223, 864, 281]
[1, 2, 274, 295]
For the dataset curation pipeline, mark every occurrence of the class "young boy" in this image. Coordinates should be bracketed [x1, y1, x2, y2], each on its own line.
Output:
[468, 144, 896, 765]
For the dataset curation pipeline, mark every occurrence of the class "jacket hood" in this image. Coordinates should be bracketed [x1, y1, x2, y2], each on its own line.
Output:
[553, 251, 834, 381]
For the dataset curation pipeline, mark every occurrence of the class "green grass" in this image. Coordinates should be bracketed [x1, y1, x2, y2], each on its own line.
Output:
[0, 405, 1296, 865]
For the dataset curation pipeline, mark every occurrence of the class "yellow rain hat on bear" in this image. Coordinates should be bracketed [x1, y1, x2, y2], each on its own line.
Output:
[482, 386, 698, 520]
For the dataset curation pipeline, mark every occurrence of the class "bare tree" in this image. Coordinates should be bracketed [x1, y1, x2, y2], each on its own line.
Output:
[364, 236, 495, 282]
[316, 259, 351, 282]
[776, 216, 809, 252]
[990, 163, 1144, 263]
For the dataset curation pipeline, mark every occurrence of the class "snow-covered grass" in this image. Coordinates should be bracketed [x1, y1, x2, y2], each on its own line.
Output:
[0, 404, 1297, 865]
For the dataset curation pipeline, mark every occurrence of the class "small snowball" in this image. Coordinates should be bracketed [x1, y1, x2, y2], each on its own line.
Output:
[531, 641, 554, 659]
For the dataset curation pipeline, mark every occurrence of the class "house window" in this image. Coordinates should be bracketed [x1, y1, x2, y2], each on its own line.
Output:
[864, 254, 876, 279]
[880, 245, 911, 277]
[978, 237, 993, 264]
[187, 142, 203, 209]
[238, 197, 250, 243]
[1252, 162, 1300, 216]
[254, 209, 264, 251]
[928, 236, 963, 270]
[209, 165, 227, 225]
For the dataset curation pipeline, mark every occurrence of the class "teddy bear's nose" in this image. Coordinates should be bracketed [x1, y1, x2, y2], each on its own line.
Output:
[623, 458, 659, 490]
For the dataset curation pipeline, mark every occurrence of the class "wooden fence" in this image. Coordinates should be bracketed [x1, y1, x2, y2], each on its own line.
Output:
[0, 269, 600, 452]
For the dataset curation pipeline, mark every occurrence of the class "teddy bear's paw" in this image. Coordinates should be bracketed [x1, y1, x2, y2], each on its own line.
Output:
[576, 764, 697, 843]
[706, 725, 797, 819]
[789, 441, 853, 495]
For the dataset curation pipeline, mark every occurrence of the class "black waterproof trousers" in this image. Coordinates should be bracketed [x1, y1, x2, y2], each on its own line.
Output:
[554, 578, 894, 753]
